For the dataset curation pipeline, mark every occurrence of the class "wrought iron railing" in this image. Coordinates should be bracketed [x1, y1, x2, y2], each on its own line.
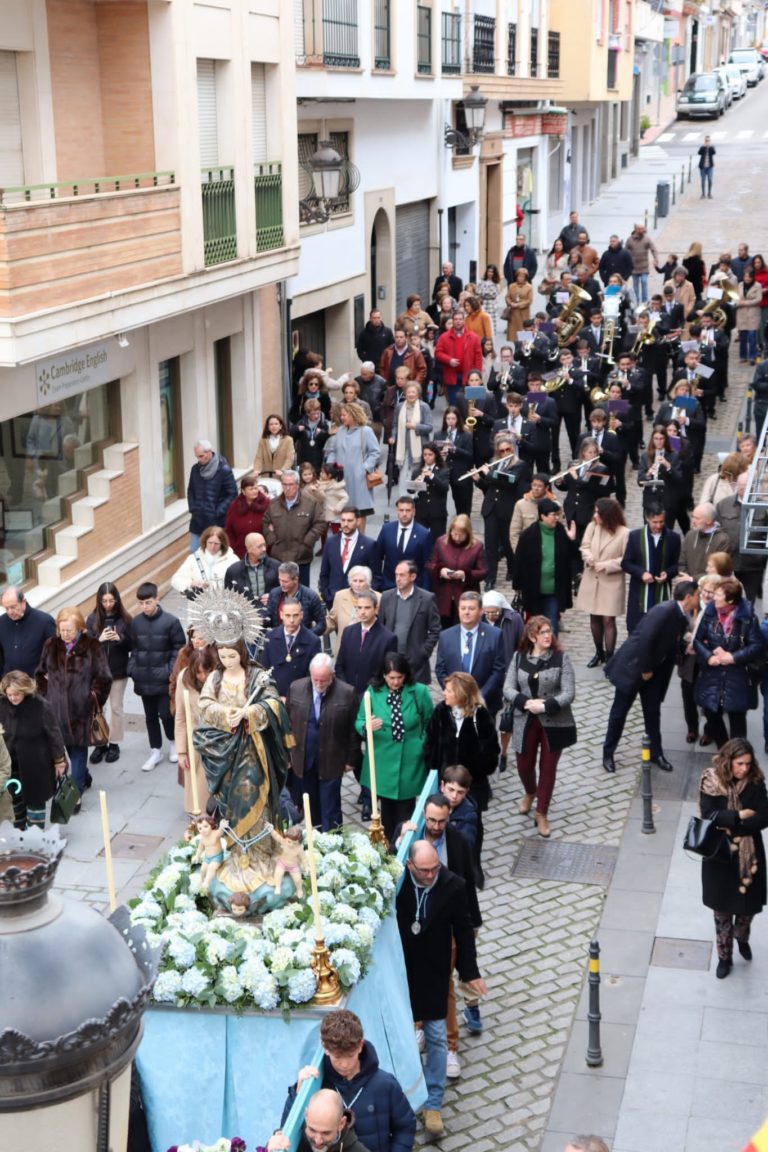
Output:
[254, 163, 284, 252]
[373, 0, 390, 69]
[530, 27, 539, 77]
[548, 31, 561, 79]
[417, 5, 432, 73]
[322, 0, 359, 67]
[507, 23, 517, 76]
[201, 167, 237, 266]
[441, 11, 461, 74]
[472, 15, 496, 74]
[0, 170, 176, 207]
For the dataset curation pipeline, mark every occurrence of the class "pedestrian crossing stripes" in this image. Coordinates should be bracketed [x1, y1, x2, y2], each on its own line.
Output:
[657, 127, 764, 144]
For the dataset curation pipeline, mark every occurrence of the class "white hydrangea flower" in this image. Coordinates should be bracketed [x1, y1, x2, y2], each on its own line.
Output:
[324, 923, 358, 948]
[293, 942, 314, 968]
[357, 906, 381, 931]
[180, 966, 209, 996]
[288, 968, 317, 1003]
[250, 973, 280, 1011]
[270, 945, 294, 973]
[153, 864, 185, 897]
[205, 934, 234, 965]
[330, 948, 361, 985]
[167, 936, 197, 969]
[329, 903, 358, 925]
[153, 970, 183, 1002]
[218, 965, 244, 1003]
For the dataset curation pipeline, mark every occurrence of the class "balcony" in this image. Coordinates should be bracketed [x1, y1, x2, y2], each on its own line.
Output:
[548, 31, 561, 79]
[417, 5, 432, 74]
[254, 163, 284, 253]
[471, 15, 496, 74]
[508, 23, 517, 76]
[0, 172, 181, 318]
[530, 27, 539, 78]
[201, 168, 236, 267]
[294, 0, 360, 68]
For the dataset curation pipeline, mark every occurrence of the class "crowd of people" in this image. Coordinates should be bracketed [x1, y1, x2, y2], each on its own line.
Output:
[3, 234, 768, 1150]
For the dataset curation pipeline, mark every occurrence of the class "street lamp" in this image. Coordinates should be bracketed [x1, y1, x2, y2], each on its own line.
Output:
[444, 85, 489, 153]
[300, 140, 360, 225]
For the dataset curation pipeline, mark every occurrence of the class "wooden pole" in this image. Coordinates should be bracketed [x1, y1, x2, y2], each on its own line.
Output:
[182, 687, 201, 816]
[302, 793, 324, 942]
[99, 790, 117, 913]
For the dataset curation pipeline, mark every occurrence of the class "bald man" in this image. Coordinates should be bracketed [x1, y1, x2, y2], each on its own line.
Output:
[224, 532, 280, 611]
[268, 1087, 371, 1152]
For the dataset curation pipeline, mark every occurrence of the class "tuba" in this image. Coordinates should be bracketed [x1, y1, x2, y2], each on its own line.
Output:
[556, 285, 592, 348]
[590, 385, 610, 406]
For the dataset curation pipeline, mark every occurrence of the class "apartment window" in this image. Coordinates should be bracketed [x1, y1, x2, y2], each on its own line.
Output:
[607, 50, 618, 89]
[530, 27, 539, 78]
[373, 0, 391, 70]
[323, 0, 360, 67]
[417, 5, 432, 74]
[329, 131, 351, 214]
[507, 23, 517, 76]
[441, 12, 461, 75]
[472, 16, 495, 74]
[297, 129, 352, 220]
[547, 32, 560, 79]
[0, 51, 24, 186]
[197, 59, 219, 167]
[298, 132, 319, 204]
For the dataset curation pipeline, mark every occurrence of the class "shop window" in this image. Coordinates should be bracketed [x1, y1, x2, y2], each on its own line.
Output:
[160, 358, 183, 504]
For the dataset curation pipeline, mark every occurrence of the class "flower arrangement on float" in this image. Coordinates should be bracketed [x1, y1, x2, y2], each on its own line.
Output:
[130, 828, 401, 1014]
[167, 1140, 247, 1152]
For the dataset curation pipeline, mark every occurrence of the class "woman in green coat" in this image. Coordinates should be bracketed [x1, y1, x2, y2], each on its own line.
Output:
[355, 652, 434, 842]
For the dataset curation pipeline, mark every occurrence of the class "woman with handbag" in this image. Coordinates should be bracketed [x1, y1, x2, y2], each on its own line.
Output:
[0, 671, 67, 828]
[694, 577, 765, 749]
[354, 652, 434, 844]
[323, 402, 381, 532]
[36, 608, 112, 812]
[699, 737, 768, 978]
[502, 616, 577, 838]
[171, 526, 238, 599]
[86, 582, 132, 764]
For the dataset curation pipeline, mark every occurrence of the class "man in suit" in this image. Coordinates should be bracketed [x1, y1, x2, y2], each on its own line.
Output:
[287, 654, 361, 831]
[435, 591, 506, 715]
[261, 598, 321, 699]
[377, 496, 434, 590]
[224, 532, 279, 616]
[396, 840, 486, 1140]
[378, 559, 441, 685]
[267, 561, 327, 637]
[432, 260, 462, 302]
[486, 344, 526, 417]
[335, 590, 398, 699]
[602, 581, 699, 774]
[319, 507, 381, 604]
[518, 374, 557, 473]
[622, 505, 681, 633]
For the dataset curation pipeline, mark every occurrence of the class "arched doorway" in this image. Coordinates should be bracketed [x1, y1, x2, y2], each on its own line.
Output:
[370, 208, 393, 320]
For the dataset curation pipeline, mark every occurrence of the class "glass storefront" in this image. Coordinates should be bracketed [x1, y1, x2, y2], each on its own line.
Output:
[0, 382, 118, 584]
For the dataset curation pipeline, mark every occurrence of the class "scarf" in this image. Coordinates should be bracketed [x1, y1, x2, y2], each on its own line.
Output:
[199, 451, 220, 481]
[701, 766, 759, 894]
[396, 402, 422, 468]
[637, 527, 671, 616]
[716, 605, 737, 638]
[387, 690, 405, 741]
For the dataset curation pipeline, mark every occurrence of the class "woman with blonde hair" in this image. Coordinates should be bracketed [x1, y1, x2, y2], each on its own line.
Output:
[35, 608, 111, 809]
[700, 452, 747, 506]
[428, 514, 488, 628]
[425, 670, 500, 815]
[683, 240, 706, 299]
[323, 401, 381, 530]
[679, 573, 721, 746]
[706, 551, 734, 578]
[171, 525, 238, 599]
[0, 671, 67, 829]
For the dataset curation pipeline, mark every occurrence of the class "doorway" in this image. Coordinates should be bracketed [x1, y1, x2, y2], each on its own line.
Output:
[483, 161, 502, 272]
[370, 208, 393, 323]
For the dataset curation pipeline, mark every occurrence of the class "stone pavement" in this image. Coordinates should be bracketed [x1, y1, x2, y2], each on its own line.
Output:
[44, 102, 765, 1151]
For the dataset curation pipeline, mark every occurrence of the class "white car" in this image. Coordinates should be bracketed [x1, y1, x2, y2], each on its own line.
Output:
[714, 67, 734, 106]
[724, 63, 747, 100]
[728, 48, 761, 86]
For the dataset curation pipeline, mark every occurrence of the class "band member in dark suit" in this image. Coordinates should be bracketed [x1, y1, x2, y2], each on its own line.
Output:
[474, 434, 532, 589]
[335, 590, 398, 699]
[486, 345, 527, 417]
[602, 581, 699, 773]
[376, 496, 434, 590]
[519, 374, 558, 473]
[410, 444, 451, 543]
[318, 507, 381, 604]
[621, 504, 682, 633]
[438, 407, 474, 518]
[550, 348, 587, 471]
[260, 598, 321, 699]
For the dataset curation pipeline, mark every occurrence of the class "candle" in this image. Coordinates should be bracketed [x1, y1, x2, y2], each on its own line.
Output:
[99, 790, 117, 913]
[182, 687, 201, 815]
[363, 691, 380, 820]
[302, 793, 323, 942]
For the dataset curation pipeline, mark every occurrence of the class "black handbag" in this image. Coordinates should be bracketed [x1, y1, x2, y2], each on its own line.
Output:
[683, 814, 731, 863]
[499, 705, 515, 733]
[50, 773, 80, 824]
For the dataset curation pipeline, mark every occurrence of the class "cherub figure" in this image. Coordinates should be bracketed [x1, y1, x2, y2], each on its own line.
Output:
[193, 808, 229, 891]
[271, 825, 305, 898]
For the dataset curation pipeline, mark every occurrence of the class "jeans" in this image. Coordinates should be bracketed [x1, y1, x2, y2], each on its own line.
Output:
[739, 330, 757, 361]
[700, 168, 713, 196]
[632, 273, 649, 304]
[67, 745, 89, 793]
[189, 533, 201, 552]
[141, 692, 175, 749]
[538, 594, 560, 635]
[422, 1018, 448, 1109]
[445, 385, 465, 407]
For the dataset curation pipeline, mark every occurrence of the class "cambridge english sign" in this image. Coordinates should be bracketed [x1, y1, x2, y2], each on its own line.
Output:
[35, 341, 134, 406]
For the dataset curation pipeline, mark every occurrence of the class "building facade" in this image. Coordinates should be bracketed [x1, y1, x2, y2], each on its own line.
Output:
[0, 0, 299, 609]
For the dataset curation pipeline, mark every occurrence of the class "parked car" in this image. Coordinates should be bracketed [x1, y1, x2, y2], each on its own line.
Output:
[727, 48, 762, 86]
[759, 40, 768, 63]
[723, 63, 748, 100]
[676, 72, 727, 119]
[714, 67, 734, 107]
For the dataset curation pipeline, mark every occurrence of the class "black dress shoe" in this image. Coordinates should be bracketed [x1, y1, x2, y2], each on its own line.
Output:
[89, 745, 106, 764]
[686, 731, 698, 744]
[716, 958, 732, 979]
[654, 755, 674, 772]
[602, 754, 616, 774]
[738, 941, 753, 961]
[587, 650, 604, 669]
[105, 744, 120, 763]
[84, 771, 93, 790]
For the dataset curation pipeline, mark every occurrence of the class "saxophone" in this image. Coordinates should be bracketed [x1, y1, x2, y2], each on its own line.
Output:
[556, 284, 592, 348]
[465, 397, 477, 431]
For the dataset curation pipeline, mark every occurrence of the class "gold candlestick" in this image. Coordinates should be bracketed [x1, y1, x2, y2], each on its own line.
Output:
[310, 939, 342, 1006]
[368, 814, 388, 849]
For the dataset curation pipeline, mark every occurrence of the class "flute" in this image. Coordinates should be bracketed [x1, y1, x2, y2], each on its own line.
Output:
[457, 457, 508, 482]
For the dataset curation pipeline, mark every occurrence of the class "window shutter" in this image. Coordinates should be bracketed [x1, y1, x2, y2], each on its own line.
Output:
[251, 63, 267, 163]
[197, 59, 218, 168]
[0, 51, 24, 187]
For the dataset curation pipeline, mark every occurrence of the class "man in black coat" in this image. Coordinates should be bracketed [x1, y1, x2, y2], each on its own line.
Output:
[261, 598, 321, 700]
[474, 435, 532, 588]
[186, 439, 237, 550]
[335, 591, 397, 699]
[503, 233, 538, 283]
[602, 581, 699, 774]
[598, 235, 634, 285]
[319, 508, 381, 603]
[431, 260, 463, 302]
[224, 532, 279, 616]
[0, 586, 55, 678]
[622, 506, 681, 633]
[377, 560, 441, 685]
[519, 375, 557, 473]
[355, 309, 394, 373]
[127, 583, 186, 772]
[267, 1089, 369, 1152]
[287, 655, 360, 831]
[396, 840, 486, 1140]
[512, 500, 574, 633]
[267, 562, 327, 637]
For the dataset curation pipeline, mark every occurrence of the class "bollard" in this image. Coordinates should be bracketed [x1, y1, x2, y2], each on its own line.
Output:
[681, 165, 685, 195]
[653, 196, 658, 231]
[737, 421, 743, 443]
[672, 176, 676, 206]
[688, 154, 692, 183]
[641, 734, 655, 835]
[746, 388, 753, 435]
[586, 940, 604, 1067]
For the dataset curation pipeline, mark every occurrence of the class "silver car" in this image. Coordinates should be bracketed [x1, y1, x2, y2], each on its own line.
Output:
[676, 72, 727, 119]
[724, 64, 747, 100]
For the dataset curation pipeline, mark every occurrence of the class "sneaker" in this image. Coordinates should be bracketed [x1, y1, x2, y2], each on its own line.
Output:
[105, 744, 120, 763]
[415, 1028, 425, 1053]
[422, 1110, 445, 1139]
[167, 743, 179, 764]
[463, 1005, 483, 1034]
[141, 749, 163, 773]
[89, 745, 106, 764]
[446, 1051, 461, 1079]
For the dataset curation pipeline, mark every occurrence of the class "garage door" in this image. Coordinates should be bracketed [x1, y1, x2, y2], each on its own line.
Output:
[395, 201, 430, 313]
[0, 52, 23, 187]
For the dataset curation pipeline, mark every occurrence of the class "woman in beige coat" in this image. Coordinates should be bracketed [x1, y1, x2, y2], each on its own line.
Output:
[253, 414, 295, 476]
[505, 269, 534, 342]
[174, 647, 216, 815]
[575, 498, 629, 668]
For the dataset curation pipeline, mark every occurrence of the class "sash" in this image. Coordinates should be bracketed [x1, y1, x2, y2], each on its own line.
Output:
[638, 528, 671, 616]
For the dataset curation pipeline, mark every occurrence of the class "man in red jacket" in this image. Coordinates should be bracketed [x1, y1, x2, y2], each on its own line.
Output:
[434, 311, 482, 405]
